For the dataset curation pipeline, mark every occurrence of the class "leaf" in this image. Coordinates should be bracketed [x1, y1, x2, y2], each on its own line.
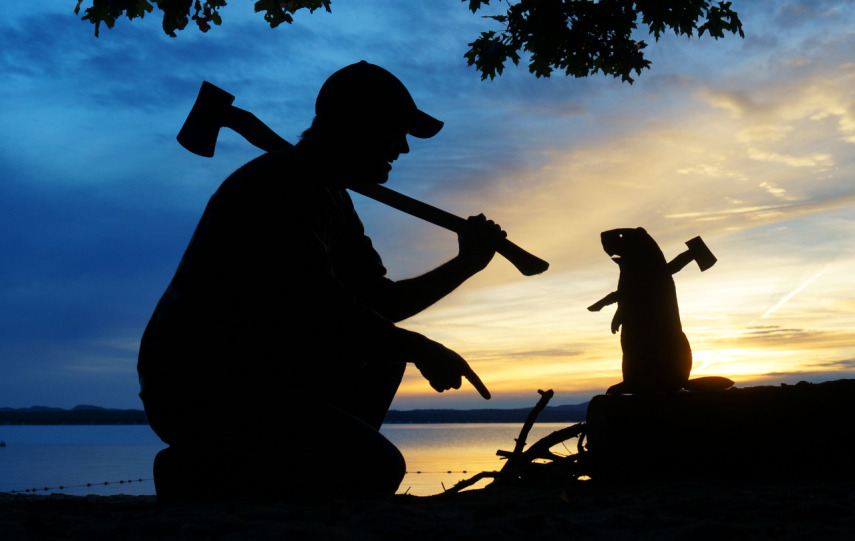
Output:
[467, 0, 490, 13]
[467, 0, 744, 83]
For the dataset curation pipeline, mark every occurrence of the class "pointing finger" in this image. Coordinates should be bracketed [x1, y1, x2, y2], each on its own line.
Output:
[462, 366, 491, 400]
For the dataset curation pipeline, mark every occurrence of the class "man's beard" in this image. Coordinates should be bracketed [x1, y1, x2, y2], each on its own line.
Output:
[342, 156, 393, 186]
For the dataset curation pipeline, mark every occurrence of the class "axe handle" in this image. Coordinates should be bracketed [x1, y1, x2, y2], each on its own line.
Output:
[667, 251, 694, 275]
[185, 95, 549, 275]
[224, 107, 292, 155]
[667, 247, 714, 275]
[349, 184, 549, 276]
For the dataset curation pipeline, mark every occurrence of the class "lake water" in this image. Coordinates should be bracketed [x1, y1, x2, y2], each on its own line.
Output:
[0, 423, 578, 497]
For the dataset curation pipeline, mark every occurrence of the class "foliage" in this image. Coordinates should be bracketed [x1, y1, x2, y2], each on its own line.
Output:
[74, 0, 330, 37]
[74, 0, 743, 83]
[465, 0, 744, 82]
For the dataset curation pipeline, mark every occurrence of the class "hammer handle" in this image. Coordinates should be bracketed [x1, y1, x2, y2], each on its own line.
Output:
[350, 184, 549, 276]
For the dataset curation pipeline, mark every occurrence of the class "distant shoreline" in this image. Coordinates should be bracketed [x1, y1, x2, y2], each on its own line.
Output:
[0, 406, 148, 426]
[0, 403, 589, 425]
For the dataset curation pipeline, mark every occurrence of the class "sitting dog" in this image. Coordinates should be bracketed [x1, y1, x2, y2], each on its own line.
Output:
[588, 227, 733, 394]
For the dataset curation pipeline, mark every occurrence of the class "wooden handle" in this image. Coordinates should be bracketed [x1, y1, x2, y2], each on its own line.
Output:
[350, 184, 549, 276]
[178, 82, 549, 276]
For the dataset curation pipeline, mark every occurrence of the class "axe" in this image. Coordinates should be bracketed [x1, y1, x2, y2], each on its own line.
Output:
[666, 236, 717, 274]
[587, 235, 716, 313]
[176, 81, 549, 276]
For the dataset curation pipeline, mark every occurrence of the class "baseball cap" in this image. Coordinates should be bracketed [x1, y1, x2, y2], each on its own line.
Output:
[315, 61, 443, 139]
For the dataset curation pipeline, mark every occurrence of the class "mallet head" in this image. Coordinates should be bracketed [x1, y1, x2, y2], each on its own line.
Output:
[176, 81, 235, 157]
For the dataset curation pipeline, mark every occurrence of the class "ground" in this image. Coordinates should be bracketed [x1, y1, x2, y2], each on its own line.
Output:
[6, 381, 855, 539]
[3, 479, 855, 540]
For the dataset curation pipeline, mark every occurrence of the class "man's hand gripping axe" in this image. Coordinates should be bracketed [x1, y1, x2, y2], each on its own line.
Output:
[176, 81, 549, 276]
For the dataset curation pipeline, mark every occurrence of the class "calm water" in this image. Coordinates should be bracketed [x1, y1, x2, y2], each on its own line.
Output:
[0, 423, 576, 497]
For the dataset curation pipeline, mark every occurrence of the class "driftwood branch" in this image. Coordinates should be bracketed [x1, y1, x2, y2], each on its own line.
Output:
[443, 471, 501, 494]
[516, 424, 586, 464]
[499, 389, 554, 473]
[441, 389, 589, 496]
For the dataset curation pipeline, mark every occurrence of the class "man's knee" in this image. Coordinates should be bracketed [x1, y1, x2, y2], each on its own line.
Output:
[372, 440, 407, 494]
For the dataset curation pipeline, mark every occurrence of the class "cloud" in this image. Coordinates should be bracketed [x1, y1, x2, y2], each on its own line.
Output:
[747, 148, 834, 168]
[758, 181, 795, 200]
[757, 357, 855, 384]
[772, 0, 853, 28]
[793, 357, 855, 371]
[736, 325, 837, 345]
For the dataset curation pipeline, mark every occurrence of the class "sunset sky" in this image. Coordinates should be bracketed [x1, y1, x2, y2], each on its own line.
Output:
[2, 1, 855, 410]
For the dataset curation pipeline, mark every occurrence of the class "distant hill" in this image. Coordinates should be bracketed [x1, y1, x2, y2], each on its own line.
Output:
[0, 405, 66, 413]
[384, 403, 588, 424]
[0, 403, 589, 425]
[0, 406, 148, 425]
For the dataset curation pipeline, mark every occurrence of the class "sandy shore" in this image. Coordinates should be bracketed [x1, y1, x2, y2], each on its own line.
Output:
[3, 479, 855, 540]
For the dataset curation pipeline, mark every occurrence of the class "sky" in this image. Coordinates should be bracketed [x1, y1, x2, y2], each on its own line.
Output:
[2, 1, 855, 410]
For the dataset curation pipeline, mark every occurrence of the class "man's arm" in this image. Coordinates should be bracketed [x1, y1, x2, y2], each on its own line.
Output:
[371, 214, 506, 322]
[393, 328, 491, 399]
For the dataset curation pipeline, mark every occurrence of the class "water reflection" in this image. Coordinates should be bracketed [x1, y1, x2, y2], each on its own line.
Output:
[0, 424, 574, 497]
[383, 423, 572, 496]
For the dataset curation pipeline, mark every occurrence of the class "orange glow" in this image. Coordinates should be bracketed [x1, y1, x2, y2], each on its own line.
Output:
[367, 18, 855, 410]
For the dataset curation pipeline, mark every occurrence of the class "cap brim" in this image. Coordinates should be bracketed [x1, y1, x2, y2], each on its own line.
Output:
[408, 109, 444, 139]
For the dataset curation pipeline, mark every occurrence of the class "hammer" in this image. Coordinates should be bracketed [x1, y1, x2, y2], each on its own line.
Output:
[176, 81, 549, 276]
[666, 236, 717, 274]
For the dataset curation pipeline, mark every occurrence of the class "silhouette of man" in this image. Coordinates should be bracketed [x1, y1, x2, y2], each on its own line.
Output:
[138, 61, 504, 499]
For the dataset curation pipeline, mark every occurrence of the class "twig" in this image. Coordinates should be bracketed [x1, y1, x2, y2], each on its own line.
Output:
[437, 389, 589, 496]
[516, 424, 586, 464]
[442, 471, 500, 495]
[499, 389, 554, 473]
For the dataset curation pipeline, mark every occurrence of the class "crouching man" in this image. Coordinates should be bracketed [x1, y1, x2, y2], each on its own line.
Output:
[139, 62, 503, 500]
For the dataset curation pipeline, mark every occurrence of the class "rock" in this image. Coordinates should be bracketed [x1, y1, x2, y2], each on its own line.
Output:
[584, 379, 855, 483]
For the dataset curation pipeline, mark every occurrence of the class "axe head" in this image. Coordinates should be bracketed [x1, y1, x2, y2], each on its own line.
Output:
[685, 236, 717, 271]
[176, 81, 235, 157]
